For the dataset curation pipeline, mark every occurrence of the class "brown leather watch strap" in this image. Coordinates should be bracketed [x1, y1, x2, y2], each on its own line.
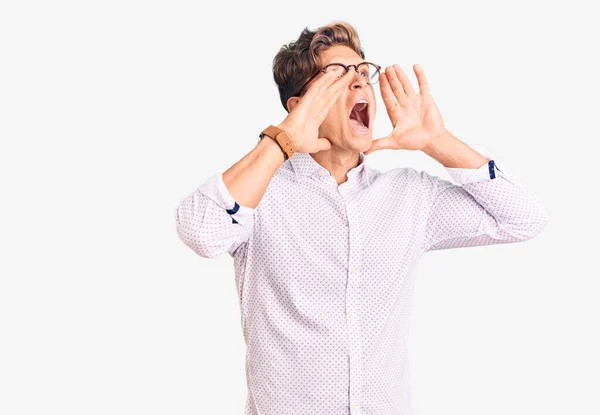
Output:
[259, 125, 297, 161]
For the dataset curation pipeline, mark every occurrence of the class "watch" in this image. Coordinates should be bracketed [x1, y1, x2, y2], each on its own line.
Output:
[259, 125, 297, 161]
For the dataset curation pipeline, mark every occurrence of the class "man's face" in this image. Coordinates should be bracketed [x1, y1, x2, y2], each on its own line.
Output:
[313, 45, 377, 153]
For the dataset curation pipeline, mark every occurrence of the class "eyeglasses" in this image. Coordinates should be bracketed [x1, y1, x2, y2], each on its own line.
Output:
[295, 62, 382, 97]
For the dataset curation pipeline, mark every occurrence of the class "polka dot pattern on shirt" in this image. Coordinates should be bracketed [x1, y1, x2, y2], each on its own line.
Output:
[175, 147, 549, 415]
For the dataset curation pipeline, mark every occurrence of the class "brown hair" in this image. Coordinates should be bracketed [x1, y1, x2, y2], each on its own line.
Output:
[272, 21, 366, 113]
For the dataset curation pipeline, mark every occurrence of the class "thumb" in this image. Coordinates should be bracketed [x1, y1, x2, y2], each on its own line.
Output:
[364, 135, 394, 155]
[316, 137, 332, 152]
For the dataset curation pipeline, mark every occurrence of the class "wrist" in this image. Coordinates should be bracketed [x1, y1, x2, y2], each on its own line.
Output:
[258, 129, 287, 163]
[422, 129, 451, 153]
[276, 122, 299, 146]
[275, 122, 290, 137]
[261, 123, 298, 160]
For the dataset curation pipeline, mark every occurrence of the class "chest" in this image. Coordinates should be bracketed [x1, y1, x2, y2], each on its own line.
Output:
[248, 172, 428, 294]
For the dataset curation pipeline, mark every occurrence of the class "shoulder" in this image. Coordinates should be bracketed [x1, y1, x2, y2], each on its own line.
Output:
[372, 166, 435, 187]
[371, 166, 451, 204]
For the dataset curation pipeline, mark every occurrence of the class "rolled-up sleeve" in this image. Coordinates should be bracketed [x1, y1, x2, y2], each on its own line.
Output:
[175, 172, 256, 258]
[421, 145, 549, 253]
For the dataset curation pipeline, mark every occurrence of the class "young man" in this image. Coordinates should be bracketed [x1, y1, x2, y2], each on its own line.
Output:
[175, 21, 548, 415]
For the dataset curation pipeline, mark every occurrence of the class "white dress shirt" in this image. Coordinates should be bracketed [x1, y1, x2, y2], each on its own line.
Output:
[175, 145, 549, 415]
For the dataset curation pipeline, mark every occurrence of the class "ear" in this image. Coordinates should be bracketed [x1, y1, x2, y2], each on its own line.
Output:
[286, 96, 301, 113]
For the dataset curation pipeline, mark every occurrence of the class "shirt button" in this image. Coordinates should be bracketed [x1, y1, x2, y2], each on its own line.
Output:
[319, 170, 328, 177]
[350, 265, 357, 275]
[350, 223, 357, 232]
[347, 311, 355, 321]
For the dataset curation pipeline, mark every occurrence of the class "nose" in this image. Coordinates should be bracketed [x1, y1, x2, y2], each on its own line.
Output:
[349, 68, 368, 89]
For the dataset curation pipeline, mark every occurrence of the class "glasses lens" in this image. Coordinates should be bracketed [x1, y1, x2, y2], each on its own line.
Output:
[357, 63, 380, 84]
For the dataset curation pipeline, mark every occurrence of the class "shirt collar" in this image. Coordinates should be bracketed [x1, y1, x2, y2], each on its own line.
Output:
[287, 151, 371, 187]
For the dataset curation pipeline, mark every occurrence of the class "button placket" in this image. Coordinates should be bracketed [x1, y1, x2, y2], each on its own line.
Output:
[345, 200, 363, 414]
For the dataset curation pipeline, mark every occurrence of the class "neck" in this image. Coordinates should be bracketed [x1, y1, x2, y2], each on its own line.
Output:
[310, 149, 362, 186]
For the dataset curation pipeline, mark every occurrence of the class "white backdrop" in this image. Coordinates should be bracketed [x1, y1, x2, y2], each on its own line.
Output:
[1, 1, 598, 414]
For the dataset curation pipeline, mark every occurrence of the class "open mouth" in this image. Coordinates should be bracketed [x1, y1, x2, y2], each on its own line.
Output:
[349, 100, 370, 131]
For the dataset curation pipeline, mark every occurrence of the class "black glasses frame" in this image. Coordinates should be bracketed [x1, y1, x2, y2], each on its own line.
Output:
[295, 61, 382, 97]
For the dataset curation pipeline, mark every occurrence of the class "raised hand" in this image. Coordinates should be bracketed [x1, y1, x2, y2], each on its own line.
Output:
[277, 66, 354, 154]
[364, 64, 447, 155]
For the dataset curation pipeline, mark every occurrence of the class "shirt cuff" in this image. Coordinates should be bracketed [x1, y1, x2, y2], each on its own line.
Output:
[196, 172, 256, 226]
[444, 144, 504, 185]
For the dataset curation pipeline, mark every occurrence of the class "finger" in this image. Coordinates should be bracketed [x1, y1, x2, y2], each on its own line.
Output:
[316, 137, 333, 152]
[413, 64, 430, 95]
[314, 69, 354, 120]
[295, 68, 348, 121]
[321, 68, 353, 108]
[393, 64, 416, 97]
[303, 66, 345, 99]
[385, 65, 408, 101]
[364, 135, 395, 155]
[379, 73, 397, 112]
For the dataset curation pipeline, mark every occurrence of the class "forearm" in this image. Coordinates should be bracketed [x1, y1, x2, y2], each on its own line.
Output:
[421, 130, 489, 169]
[222, 133, 286, 209]
[422, 142, 549, 251]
